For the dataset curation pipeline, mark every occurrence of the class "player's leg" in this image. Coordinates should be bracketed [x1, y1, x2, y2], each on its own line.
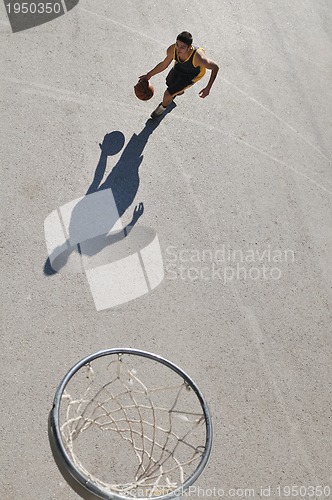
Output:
[151, 72, 193, 119]
[150, 89, 173, 119]
[150, 69, 177, 119]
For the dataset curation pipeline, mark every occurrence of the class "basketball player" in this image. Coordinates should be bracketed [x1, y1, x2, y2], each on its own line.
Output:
[139, 31, 219, 119]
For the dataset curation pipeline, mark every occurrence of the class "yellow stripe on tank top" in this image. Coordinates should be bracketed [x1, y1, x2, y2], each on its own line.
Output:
[192, 47, 206, 82]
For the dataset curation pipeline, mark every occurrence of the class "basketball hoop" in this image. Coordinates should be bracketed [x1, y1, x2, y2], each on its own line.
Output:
[49, 348, 213, 500]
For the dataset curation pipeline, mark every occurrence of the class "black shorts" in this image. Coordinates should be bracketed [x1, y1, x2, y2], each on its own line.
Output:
[166, 68, 195, 96]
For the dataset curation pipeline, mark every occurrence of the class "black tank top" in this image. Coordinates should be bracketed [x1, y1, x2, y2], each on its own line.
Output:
[173, 46, 201, 78]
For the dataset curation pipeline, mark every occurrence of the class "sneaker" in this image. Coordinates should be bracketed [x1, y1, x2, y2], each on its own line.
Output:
[151, 103, 166, 119]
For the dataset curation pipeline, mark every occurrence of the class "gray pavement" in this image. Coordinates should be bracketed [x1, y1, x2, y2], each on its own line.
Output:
[1, 1, 331, 499]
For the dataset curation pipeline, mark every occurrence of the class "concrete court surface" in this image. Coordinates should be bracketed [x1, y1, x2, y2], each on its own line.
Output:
[1, 0, 331, 499]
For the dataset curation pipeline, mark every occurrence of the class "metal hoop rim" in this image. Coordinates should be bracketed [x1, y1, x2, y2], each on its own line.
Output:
[50, 348, 213, 500]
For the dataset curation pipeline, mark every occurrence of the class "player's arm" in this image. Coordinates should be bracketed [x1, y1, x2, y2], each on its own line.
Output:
[139, 45, 174, 81]
[195, 50, 219, 98]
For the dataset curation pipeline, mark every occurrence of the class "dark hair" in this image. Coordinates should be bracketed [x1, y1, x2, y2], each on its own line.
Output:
[176, 31, 193, 46]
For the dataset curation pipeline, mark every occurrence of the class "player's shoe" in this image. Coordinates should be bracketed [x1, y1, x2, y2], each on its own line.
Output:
[151, 103, 166, 119]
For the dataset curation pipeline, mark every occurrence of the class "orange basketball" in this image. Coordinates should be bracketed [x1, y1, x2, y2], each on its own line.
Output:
[134, 80, 154, 101]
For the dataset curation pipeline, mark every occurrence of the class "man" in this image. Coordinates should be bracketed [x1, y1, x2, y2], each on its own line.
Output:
[139, 31, 219, 119]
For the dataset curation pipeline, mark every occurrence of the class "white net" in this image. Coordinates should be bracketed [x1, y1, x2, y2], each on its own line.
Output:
[58, 352, 208, 498]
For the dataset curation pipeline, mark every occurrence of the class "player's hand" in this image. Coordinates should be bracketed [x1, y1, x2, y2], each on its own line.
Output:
[139, 74, 149, 81]
[199, 87, 210, 98]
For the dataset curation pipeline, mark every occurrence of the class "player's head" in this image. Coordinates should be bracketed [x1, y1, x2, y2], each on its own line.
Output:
[176, 31, 193, 47]
[176, 31, 193, 57]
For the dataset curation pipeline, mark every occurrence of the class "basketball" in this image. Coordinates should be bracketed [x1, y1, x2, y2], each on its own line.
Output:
[134, 80, 154, 101]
